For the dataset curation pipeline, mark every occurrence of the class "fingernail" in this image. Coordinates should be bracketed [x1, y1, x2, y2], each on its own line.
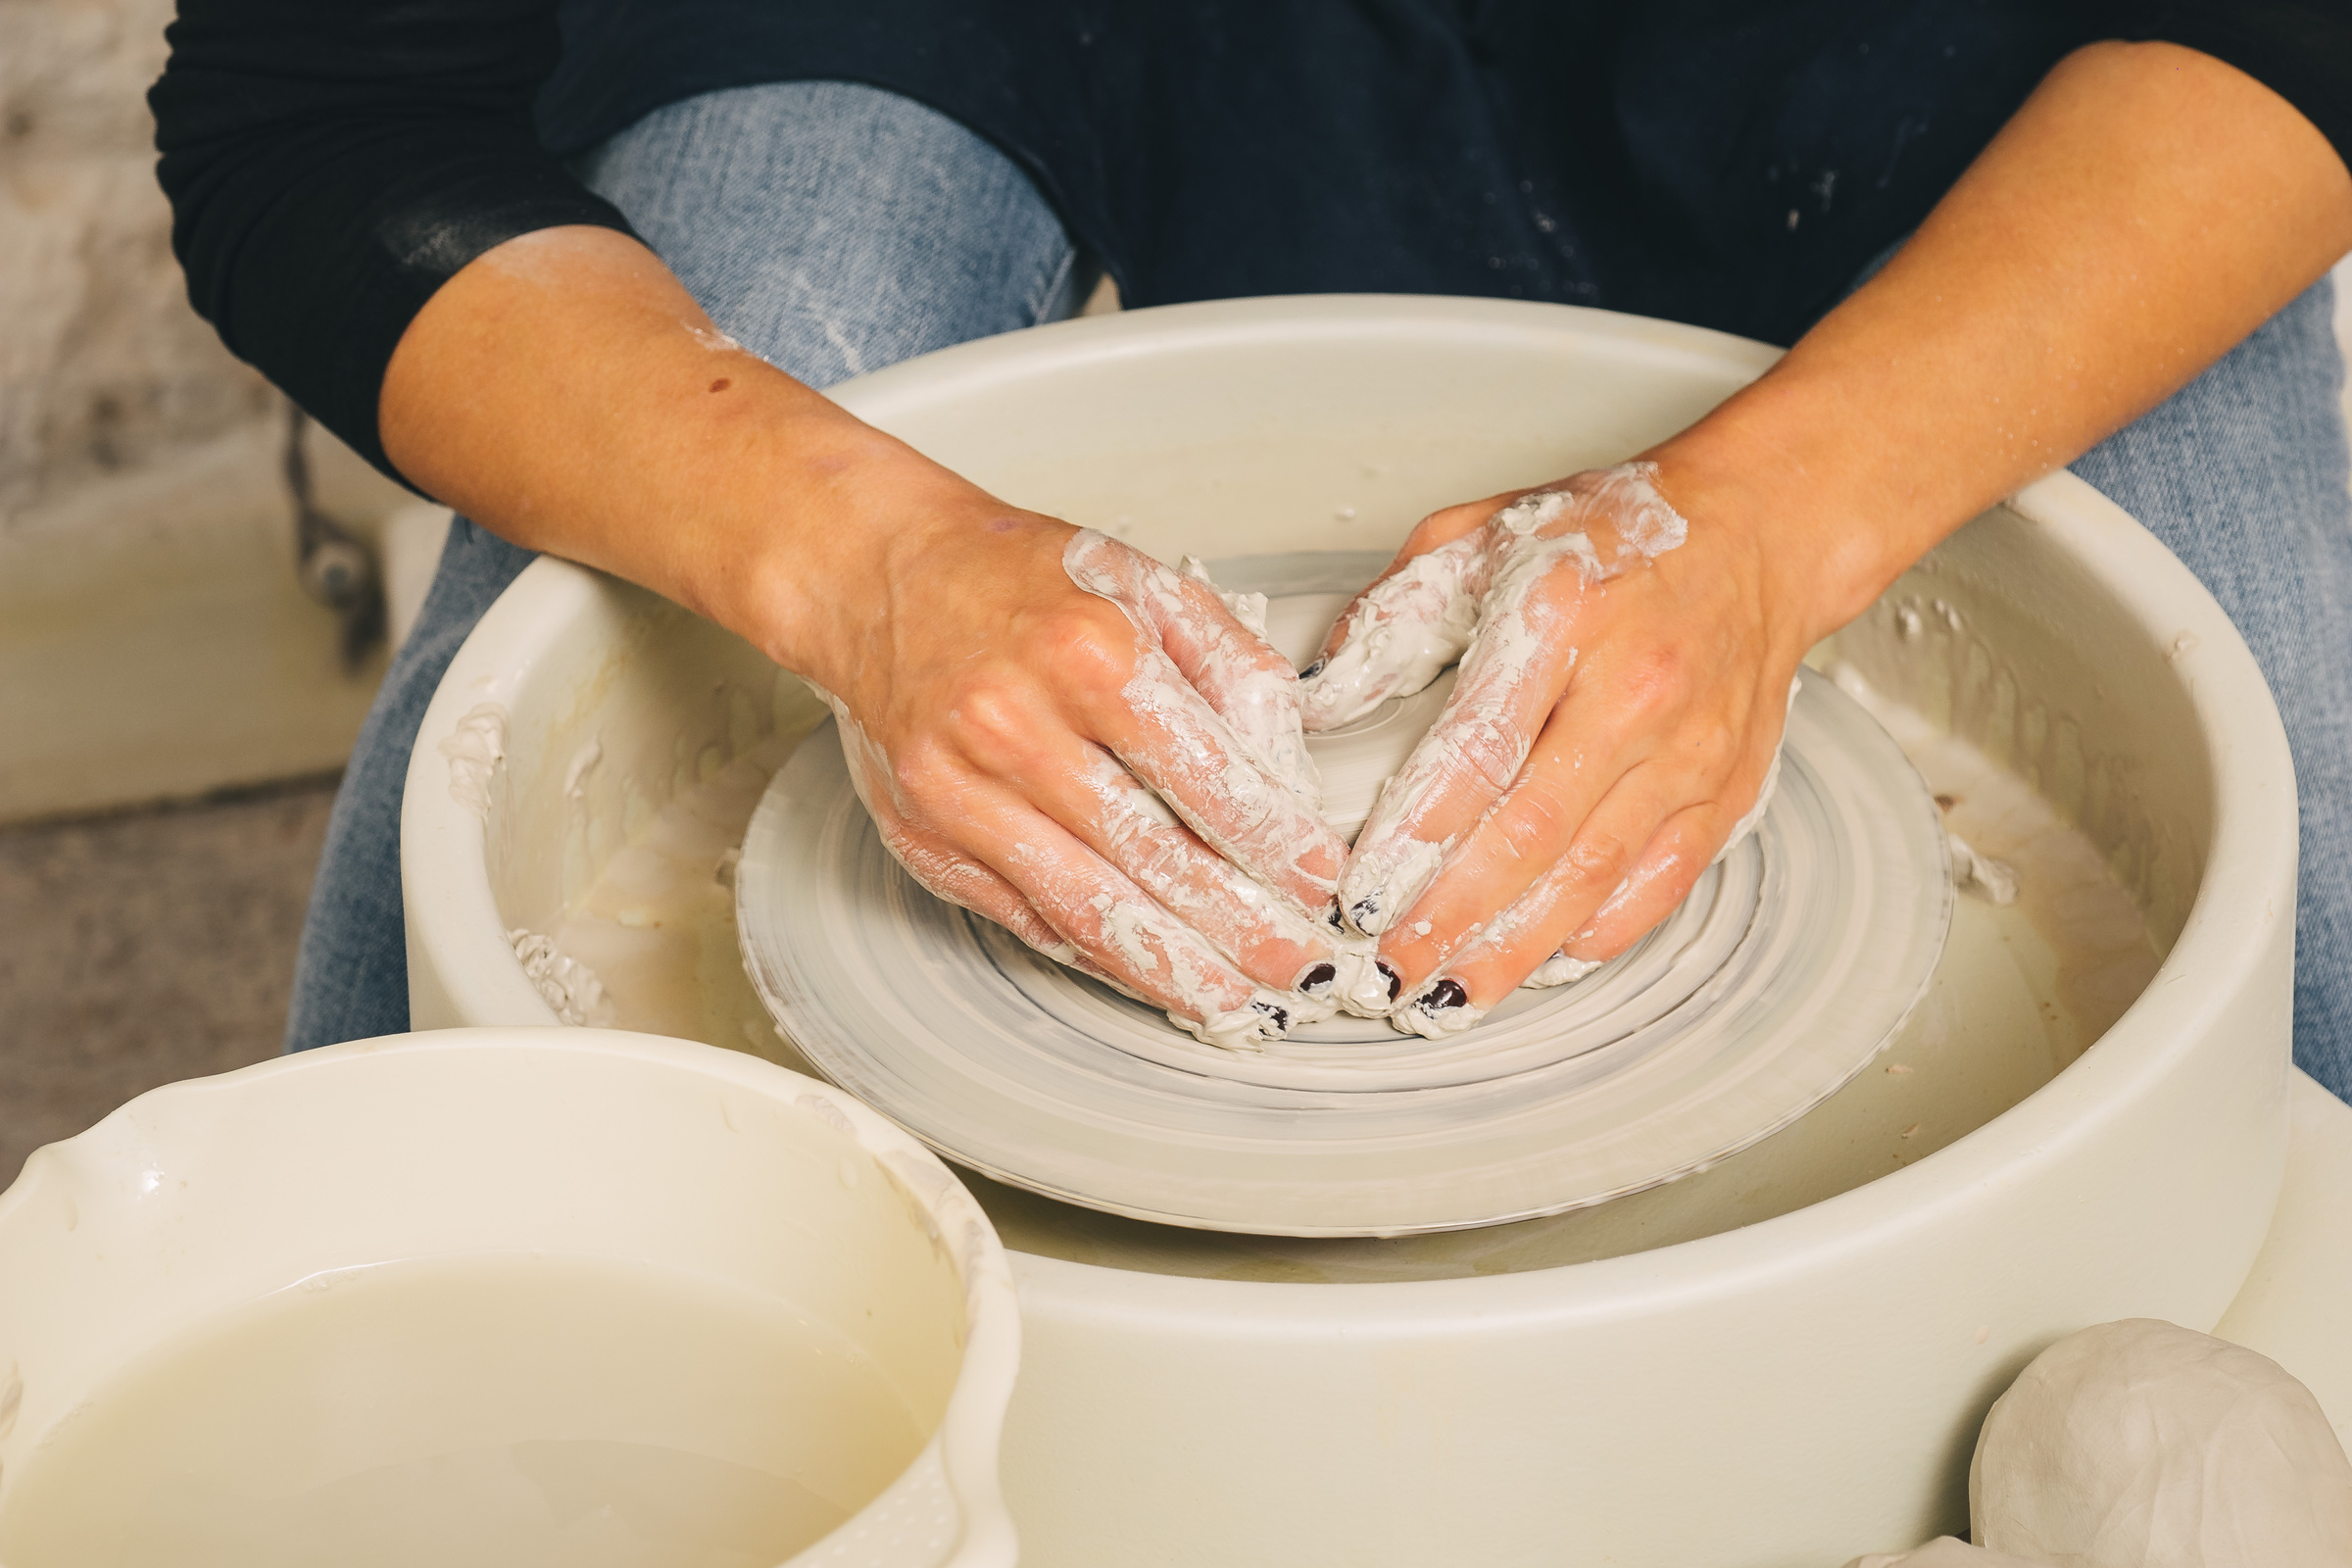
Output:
[1298, 962, 1337, 995]
[1324, 903, 1346, 931]
[1299, 658, 1328, 680]
[1349, 895, 1381, 932]
[1251, 998, 1291, 1033]
[1417, 977, 1468, 1014]
[1377, 960, 1402, 1002]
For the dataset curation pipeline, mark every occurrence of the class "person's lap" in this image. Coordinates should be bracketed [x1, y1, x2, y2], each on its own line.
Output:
[287, 81, 2352, 1104]
[2070, 275, 2352, 1098]
[282, 80, 1083, 1052]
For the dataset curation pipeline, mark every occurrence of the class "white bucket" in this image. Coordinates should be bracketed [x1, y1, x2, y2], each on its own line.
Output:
[0, 1027, 1019, 1568]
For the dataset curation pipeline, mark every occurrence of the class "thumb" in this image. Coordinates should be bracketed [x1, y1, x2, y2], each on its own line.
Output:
[1297, 525, 1494, 732]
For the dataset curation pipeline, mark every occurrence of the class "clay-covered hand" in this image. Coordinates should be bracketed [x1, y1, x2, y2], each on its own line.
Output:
[803, 472, 1349, 1050]
[1298, 462, 1805, 1036]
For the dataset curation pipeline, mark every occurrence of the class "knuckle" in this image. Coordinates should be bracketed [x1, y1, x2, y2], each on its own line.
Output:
[936, 676, 1036, 768]
[887, 735, 964, 812]
[1500, 778, 1574, 853]
[1452, 716, 1537, 795]
[1612, 642, 1694, 713]
[1231, 634, 1297, 681]
[1679, 723, 1740, 779]
[1567, 830, 1633, 882]
[1395, 501, 1484, 563]
[1038, 601, 1132, 668]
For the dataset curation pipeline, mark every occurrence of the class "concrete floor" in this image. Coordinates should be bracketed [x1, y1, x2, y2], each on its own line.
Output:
[0, 779, 338, 1182]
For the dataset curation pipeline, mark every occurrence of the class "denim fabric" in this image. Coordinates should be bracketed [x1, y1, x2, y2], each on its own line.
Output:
[283, 81, 1081, 1051]
[2071, 276, 2352, 1098]
[290, 83, 2352, 1103]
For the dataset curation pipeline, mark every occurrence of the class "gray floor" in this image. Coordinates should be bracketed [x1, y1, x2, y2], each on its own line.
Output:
[0, 780, 338, 1182]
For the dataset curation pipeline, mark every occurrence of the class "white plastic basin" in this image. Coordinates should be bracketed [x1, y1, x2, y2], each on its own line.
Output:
[399, 298, 2298, 1566]
[0, 1028, 1020, 1568]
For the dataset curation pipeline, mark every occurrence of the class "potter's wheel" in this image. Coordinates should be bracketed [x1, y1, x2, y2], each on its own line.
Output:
[738, 553, 1953, 1235]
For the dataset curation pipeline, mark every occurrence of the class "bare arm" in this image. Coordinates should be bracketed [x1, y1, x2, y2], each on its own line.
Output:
[1313, 41, 2352, 1026]
[1668, 39, 2352, 632]
[378, 230, 1351, 1045]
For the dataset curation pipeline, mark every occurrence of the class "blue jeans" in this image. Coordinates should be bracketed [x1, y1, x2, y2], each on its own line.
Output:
[287, 83, 2352, 1107]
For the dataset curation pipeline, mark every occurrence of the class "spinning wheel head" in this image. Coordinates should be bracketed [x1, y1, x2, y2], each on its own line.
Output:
[738, 557, 1952, 1236]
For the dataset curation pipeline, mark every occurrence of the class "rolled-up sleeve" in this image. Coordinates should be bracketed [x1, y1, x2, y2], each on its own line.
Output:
[149, 0, 638, 482]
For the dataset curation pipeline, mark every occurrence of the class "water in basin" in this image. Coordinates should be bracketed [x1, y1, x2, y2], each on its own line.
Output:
[0, 1254, 924, 1568]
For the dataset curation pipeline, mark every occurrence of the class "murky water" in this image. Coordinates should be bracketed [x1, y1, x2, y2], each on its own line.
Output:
[0, 1254, 924, 1568]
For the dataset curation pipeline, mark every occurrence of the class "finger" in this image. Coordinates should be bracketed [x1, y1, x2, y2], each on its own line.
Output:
[1382, 754, 1673, 1002]
[835, 706, 1290, 1047]
[1095, 642, 1350, 915]
[878, 819, 1083, 961]
[1376, 655, 1779, 988]
[1389, 782, 1685, 1038]
[1705, 674, 1799, 863]
[972, 788, 1298, 1050]
[1556, 807, 1721, 962]
[890, 810, 1291, 1043]
[830, 707, 1072, 957]
[1300, 490, 1519, 671]
[1551, 680, 1792, 960]
[1369, 648, 1713, 982]
[1333, 553, 1593, 935]
[1031, 738, 1338, 992]
[1164, 557, 1324, 808]
[1062, 531, 1348, 911]
[887, 616, 1336, 990]
[1296, 529, 1492, 732]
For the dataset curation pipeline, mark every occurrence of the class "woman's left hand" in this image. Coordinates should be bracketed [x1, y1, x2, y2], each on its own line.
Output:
[1298, 462, 1820, 1036]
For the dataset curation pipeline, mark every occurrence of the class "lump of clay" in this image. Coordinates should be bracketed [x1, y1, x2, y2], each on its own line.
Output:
[1971, 1318, 2352, 1568]
[1842, 1539, 2043, 1568]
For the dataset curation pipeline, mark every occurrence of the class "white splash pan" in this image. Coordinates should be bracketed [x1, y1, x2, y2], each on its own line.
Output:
[402, 297, 2300, 1566]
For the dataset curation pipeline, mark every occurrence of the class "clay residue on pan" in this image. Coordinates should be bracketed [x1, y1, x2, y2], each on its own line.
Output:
[439, 702, 508, 821]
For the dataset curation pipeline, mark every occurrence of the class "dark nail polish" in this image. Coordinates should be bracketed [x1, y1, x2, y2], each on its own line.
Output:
[1324, 904, 1346, 931]
[1377, 960, 1402, 1002]
[1299, 962, 1337, 994]
[1349, 896, 1381, 931]
[1419, 978, 1468, 1013]
[1299, 658, 1328, 680]
[1251, 999, 1290, 1033]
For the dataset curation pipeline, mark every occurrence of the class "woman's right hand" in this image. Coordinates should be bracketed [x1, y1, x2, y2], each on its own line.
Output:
[769, 447, 1352, 1049]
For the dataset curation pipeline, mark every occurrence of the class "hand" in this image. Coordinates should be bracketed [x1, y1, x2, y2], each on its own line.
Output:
[1298, 463, 1812, 1036]
[382, 38, 2352, 1049]
[795, 456, 1351, 1049]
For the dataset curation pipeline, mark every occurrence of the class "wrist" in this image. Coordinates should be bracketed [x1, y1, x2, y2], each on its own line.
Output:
[705, 411, 1079, 710]
[1641, 391, 1937, 646]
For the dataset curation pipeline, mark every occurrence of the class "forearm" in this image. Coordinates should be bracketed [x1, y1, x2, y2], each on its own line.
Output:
[151, 0, 634, 476]
[1652, 39, 2352, 638]
[378, 225, 957, 684]
[380, 225, 1357, 1030]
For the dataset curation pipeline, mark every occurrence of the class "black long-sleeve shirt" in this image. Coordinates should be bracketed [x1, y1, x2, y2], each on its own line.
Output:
[149, 1, 2352, 487]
